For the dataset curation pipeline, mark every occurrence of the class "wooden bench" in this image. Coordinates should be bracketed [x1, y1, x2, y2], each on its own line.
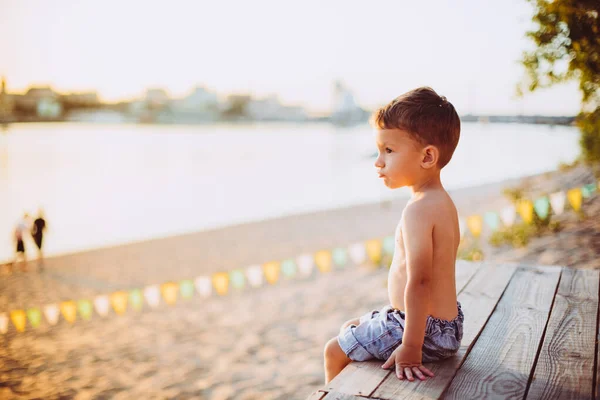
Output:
[307, 262, 599, 399]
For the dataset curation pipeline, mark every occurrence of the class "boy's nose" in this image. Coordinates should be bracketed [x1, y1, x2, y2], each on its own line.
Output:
[374, 156, 384, 169]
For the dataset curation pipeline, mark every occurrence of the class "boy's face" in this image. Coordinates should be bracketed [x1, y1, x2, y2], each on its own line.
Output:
[374, 129, 424, 189]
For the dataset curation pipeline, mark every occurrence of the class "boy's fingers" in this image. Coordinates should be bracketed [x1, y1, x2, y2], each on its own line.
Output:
[413, 367, 426, 380]
[381, 358, 391, 369]
[404, 367, 414, 381]
[420, 366, 435, 377]
[396, 364, 404, 379]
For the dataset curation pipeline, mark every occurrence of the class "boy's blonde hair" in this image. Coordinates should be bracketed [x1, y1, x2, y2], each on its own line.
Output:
[371, 87, 460, 169]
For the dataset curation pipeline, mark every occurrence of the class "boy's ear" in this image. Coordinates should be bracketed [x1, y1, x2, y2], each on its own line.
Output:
[421, 145, 439, 169]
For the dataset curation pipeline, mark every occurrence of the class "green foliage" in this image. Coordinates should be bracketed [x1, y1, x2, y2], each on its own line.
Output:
[457, 241, 484, 261]
[489, 222, 536, 248]
[520, 0, 600, 163]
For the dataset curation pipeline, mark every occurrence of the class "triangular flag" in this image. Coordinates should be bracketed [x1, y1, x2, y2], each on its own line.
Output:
[567, 188, 582, 211]
[582, 183, 596, 198]
[77, 300, 93, 321]
[94, 295, 110, 316]
[230, 269, 246, 289]
[194, 276, 213, 297]
[534, 196, 550, 220]
[348, 243, 367, 265]
[10, 310, 26, 332]
[27, 308, 42, 328]
[161, 283, 178, 305]
[212, 272, 230, 295]
[246, 265, 264, 287]
[129, 289, 144, 311]
[483, 212, 500, 231]
[382, 236, 395, 255]
[366, 239, 382, 264]
[332, 248, 348, 267]
[60, 301, 77, 324]
[144, 285, 161, 308]
[458, 218, 467, 238]
[315, 250, 332, 273]
[550, 191, 566, 215]
[517, 200, 534, 224]
[179, 280, 195, 299]
[500, 206, 516, 227]
[296, 254, 314, 277]
[281, 259, 297, 278]
[110, 291, 128, 315]
[43, 304, 60, 325]
[0, 313, 8, 333]
[262, 262, 280, 285]
[466, 215, 483, 238]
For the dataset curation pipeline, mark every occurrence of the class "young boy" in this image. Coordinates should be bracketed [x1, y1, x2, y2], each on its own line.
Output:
[324, 87, 463, 383]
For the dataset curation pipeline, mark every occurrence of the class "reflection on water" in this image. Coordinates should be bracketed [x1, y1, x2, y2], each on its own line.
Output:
[0, 122, 579, 263]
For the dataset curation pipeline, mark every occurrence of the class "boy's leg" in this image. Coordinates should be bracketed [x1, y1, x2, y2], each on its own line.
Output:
[324, 337, 352, 384]
[339, 317, 361, 334]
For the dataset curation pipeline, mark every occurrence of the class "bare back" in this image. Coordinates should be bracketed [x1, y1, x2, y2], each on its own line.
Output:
[388, 190, 460, 321]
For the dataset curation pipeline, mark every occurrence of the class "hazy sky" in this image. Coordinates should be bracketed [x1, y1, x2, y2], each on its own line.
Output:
[0, 0, 582, 114]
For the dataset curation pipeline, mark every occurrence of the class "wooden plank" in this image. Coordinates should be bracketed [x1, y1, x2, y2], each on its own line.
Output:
[372, 262, 518, 399]
[442, 265, 562, 400]
[306, 390, 328, 400]
[323, 391, 381, 399]
[325, 261, 482, 397]
[526, 268, 599, 399]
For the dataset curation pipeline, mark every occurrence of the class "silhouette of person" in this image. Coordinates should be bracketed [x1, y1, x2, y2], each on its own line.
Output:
[31, 209, 46, 270]
[13, 213, 30, 272]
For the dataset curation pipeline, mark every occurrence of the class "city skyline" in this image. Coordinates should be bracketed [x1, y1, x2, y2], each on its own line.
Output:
[0, 0, 583, 115]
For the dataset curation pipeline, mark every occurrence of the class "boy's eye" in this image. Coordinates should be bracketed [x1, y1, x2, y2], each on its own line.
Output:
[385, 148, 392, 154]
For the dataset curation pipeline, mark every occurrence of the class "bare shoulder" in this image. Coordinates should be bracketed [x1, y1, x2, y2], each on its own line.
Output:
[402, 190, 457, 227]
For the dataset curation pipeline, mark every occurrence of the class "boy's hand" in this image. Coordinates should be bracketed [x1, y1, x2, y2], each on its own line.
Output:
[381, 344, 434, 381]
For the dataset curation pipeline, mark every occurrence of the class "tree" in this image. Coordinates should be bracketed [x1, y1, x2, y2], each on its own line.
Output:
[520, 0, 600, 163]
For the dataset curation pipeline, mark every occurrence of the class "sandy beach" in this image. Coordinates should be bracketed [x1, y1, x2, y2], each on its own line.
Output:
[0, 167, 598, 399]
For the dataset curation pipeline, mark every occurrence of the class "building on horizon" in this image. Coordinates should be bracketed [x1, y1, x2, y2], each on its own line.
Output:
[0, 77, 16, 123]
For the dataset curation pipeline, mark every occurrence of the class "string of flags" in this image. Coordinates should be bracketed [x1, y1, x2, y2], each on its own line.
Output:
[1, 181, 597, 334]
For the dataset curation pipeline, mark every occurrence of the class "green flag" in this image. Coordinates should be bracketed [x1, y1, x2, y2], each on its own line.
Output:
[230, 269, 246, 289]
[332, 248, 348, 267]
[179, 280, 195, 299]
[281, 259, 297, 277]
[77, 300, 93, 321]
[534, 196, 550, 220]
[382, 236, 395, 255]
[129, 289, 144, 311]
[26, 308, 42, 328]
[483, 211, 500, 231]
[582, 183, 596, 198]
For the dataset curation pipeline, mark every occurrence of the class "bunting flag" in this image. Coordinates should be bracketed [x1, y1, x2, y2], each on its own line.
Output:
[348, 243, 367, 265]
[500, 206, 516, 227]
[94, 295, 110, 316]
[332, 248, 348, 268]
[245, 266, 264, 288]
[43, 304, 60, 325]
[77, 300, 93, 321]
[466, 215, 483, 238]
[458, 218, 467, 238]
[143, 285, 161, 308]
[27, 308, 42, 328]
[129, 289, 144, 311]
[262, 262, 280, 285]
[161, 283, 179, 305]
[382, 236, 395, 255]
[534, 196, 550, 220]
[60, 301, 77, 324]
[110, 291, 128, 315]
[10, 310, 26, 332]
[517, 200, 534, 224]
[315, 250, 332, 273]
[281, 259, 297, 278]
[484, 211, 500, 231]
[213, 272, 230, 295]
[567, 188, 582, 211]
[194, 276, 213, 297]
[179, 280, 195, 299]
[550, 191, 566, 215]
[582, 183, 596, 198]
[230, 269, 246, 289]
[296, 255, 314, 277]
[365, 239, 382, 264]
[0, 313, 8, 333]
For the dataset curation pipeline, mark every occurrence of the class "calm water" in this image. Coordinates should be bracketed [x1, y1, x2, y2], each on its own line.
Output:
[0, 122, 579, 263]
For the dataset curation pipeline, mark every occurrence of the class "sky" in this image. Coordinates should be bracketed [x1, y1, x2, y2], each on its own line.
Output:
[0, 0, 583, 115]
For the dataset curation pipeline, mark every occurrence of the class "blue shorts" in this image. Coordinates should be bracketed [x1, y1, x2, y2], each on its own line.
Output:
[338, 302, 463, 363]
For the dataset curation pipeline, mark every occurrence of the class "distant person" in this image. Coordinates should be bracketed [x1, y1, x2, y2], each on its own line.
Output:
[324, 87, 463, 383]
[12, 213, 30, 272]
[31, 209, 47, 269]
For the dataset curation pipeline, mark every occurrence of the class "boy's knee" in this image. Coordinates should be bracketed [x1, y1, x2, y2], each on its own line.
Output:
[324, 337, 346, 362]
[339, 317, 360, 333]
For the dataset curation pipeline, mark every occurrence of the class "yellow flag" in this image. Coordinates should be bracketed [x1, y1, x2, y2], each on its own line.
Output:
[314, 250, 332, 273]
[161, 282, 179, 305]
[466, 215, 483, 238]
[366, 239, 382, 264]
[517, 200, 534, 224]
[60, 301, 77, 324]
[110, 291, 128, 315]
[212, 272, 229, 295]
[10, 310, 26, 332]
[262, 262, 280, 285]
[567, 188, 582, 211]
